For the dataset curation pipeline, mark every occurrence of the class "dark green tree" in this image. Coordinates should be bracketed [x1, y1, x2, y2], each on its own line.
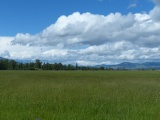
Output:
[35, 59, 42, 69]
[10, 60, 17, 70]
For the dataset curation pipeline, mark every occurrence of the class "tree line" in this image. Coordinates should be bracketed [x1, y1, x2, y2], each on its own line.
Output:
[0, 59, 110, 70]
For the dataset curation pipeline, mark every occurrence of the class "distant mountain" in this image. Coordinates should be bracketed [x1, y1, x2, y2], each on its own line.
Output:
[96, 62, 160, 70]
[0, 57, 5, 60]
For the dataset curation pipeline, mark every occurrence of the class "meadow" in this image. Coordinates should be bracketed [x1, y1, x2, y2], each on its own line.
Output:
[0, 70, 160, 120]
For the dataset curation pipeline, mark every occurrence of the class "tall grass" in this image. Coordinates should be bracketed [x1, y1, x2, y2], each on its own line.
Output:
[0, 71, 160, 119]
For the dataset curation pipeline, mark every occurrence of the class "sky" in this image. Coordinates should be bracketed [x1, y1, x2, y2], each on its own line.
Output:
[0, 0, 160, 65]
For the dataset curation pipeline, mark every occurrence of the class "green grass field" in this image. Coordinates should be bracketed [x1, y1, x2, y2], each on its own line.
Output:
[0, 70, 160, 120]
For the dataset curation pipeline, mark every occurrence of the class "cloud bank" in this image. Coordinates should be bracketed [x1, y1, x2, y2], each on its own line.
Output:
[1, 3, 160, 65]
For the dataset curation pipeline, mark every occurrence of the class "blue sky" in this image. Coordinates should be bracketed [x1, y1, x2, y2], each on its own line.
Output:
[0, 0, 160, 65]
[0, 0, 154, 36]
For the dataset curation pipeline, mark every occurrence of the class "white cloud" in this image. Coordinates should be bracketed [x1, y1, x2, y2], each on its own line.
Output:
[1, 36, 160, 65]
[12, 12, 136, 46]
[1, 5, 160, 65]
[149, 6, 160, 21]
[12, 10, 160, 48]
[128, 3, 137, 9]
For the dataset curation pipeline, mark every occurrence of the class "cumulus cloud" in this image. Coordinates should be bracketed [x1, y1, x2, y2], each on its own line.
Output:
[12, 12, 135, 46]
[12, 10, 160, 49]
[1, 5, 159, 65]
[149, 6, 160, 21]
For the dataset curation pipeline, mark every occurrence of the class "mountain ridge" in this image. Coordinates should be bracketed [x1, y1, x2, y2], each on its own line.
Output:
[96, 62, 160, 70]
[0, 57, 5, 60]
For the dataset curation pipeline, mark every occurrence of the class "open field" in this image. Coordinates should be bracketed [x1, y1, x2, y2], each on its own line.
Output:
[0, 70, 160, 120]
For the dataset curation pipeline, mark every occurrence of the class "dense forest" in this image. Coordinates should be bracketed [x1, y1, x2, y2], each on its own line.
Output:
[0, 59, 108, 70]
